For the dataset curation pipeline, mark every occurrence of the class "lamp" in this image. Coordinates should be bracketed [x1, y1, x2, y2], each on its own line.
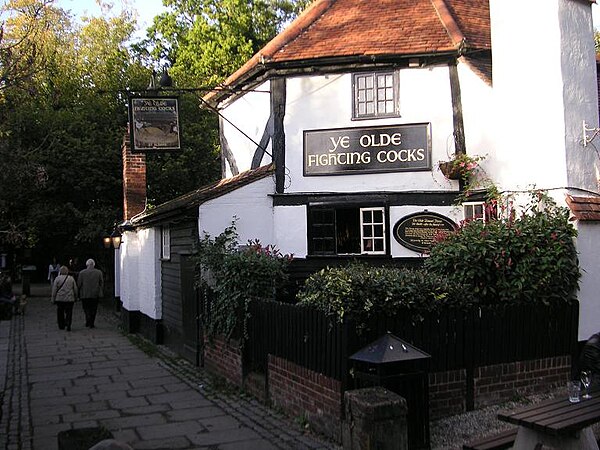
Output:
[110, 229, 122, 249]
[102, 233, 112, 249]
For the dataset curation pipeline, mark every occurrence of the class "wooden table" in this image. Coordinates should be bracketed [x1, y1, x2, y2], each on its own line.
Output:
[498, 393, 600, 449]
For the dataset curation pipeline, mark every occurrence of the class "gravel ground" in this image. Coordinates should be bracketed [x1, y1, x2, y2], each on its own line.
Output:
[430, 388, 600, 449]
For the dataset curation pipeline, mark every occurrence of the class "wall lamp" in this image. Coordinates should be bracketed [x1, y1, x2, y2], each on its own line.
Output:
[103, 228, 122, 249]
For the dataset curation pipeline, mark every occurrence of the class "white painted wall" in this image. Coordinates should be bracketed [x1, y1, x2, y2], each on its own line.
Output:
[118, 228, 162, 319]
[273, 205, 307, 257]
[559, 0, 599, 192]
[283, 67, 457, 193]
[220, 81, 272, 177]
[490, 0, 568, 194]
[458, 60, 496, 183]
[574, 222, 600, 340]
[198, 176, 275, 245]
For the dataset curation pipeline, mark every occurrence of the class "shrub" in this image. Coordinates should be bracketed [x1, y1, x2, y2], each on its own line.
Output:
[297, 262, 469, 325]
[425, 191, 580, 305]
[194, 221, 291, 341]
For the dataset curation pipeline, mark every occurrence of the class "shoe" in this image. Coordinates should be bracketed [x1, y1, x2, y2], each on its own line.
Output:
[66, 327, 71, 331]
[58, 327, 65, 330]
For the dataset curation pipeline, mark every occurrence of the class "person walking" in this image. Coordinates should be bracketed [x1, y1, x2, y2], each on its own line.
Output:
[51, 266, 78, 331]
[48, 257, 60, 285]
[77, 258, 104, 328]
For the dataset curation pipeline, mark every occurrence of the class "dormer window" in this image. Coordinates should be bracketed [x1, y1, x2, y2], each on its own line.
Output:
[352, 71, 399, 119]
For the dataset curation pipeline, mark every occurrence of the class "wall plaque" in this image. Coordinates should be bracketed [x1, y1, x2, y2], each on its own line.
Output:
[303, 123, 431, 176]
[393, 212, 457, 253]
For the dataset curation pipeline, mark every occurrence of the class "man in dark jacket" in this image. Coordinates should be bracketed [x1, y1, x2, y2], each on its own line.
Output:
[77, 258, 104, 328]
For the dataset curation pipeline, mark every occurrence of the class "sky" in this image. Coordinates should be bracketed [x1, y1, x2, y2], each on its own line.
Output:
[54, 0, 600, 37]
[55, 0, 167, 39]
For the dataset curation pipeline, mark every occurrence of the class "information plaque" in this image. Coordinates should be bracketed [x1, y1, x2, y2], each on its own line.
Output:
[393, 212, 457, 253]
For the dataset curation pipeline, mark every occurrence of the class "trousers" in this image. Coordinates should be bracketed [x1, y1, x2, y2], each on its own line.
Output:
[81, 298, 99, 328]
[55, 301, 74, 330]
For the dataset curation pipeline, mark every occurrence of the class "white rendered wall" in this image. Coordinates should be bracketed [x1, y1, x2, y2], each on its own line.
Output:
[118, 228, 162, 320]
[220, 81, 272, 177]
[283, 67, 457, 193]
[457, 60, 496, 182]
[559, 0, 598, 192]
[273, 205, 307, 257]
[490, 0, 566, 194]
[198, 176, 275, 245]
[574, 222, 600, 341]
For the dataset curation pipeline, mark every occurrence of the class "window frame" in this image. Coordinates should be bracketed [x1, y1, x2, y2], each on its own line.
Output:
[307, 205, 388, 256]
[352, 70, 400, 120]
[161, 225, 171, 260]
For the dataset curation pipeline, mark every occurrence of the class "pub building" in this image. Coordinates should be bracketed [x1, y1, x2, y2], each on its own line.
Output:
[116, 0, 600, 359]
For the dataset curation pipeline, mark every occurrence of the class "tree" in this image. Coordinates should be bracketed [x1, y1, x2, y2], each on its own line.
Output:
[0, 0, 149, 266]
[142, 0, 311, 88]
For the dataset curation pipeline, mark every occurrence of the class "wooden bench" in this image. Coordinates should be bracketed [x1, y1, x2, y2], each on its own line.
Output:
[462, 428, 518, 450]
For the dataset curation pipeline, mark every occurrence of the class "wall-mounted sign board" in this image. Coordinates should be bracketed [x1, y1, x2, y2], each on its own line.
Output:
[303, 123, 431, 176]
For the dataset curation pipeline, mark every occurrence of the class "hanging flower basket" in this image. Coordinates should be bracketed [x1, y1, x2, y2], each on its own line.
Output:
[438, 161, 461, 180]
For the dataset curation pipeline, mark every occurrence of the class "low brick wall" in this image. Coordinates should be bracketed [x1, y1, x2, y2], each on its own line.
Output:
[268, 355, 342, 441]
[203, 335, 243, 387]
[474, 355, 571, 409]
[429, 369, 467, 419]
[429, 355, 571, 418]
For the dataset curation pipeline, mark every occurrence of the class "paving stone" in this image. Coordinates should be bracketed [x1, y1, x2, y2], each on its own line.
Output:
[108, 396, 150, 409]
[136, 420, 207, 440]
[187, 427, 263, 446]
[200, 415, 242, 431]
[127, 386, 167, 397]
[121, 404, 171, 415]
[104, 413, 167, 429]
[218, 439, 280, 450]
[132, 436, 192, 449]
[166, 406, 227, 422]
[62, 409, 121, 423]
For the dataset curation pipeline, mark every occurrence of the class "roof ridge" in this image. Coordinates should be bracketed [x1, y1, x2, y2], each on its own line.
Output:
[430, 0, 466, 49]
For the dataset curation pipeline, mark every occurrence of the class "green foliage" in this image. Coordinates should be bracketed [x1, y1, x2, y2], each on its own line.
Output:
[297, 262, 469, 325]
[425, 191, 580, 305]
[143, 0, 311, 87]
[194, 221, 292, 341]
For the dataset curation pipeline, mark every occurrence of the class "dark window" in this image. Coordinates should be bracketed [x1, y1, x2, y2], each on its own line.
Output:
[308, 206, 386, 255]
[353, 71, 399, 119]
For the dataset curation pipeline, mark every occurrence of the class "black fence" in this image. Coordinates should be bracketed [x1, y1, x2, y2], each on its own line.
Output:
[245, 300, 579, 382]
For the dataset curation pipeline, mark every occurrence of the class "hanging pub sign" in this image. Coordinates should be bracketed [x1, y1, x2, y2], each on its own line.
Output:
[393, 211, 457, 253]
[303, 123, 431, 176]
[128, 96, 181, 152]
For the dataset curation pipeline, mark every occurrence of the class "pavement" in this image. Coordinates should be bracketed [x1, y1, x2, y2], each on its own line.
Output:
[0, 283, 337, 450]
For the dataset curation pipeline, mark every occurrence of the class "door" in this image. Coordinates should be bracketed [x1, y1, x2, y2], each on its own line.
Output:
[180, 255, 202, 366]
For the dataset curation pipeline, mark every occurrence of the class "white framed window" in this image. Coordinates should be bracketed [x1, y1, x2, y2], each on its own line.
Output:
[308, 205, 387, 256]
[353, 71, 399, 119]
[161, 225, 170, 260]
[360, 207, 386, 254]
[463, 202, 486, 222]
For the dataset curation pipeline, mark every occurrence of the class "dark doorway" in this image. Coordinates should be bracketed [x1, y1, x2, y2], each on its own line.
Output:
[180, 255, 202, 366]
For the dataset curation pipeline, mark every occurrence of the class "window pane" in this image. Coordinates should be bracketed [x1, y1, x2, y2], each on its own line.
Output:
[336, 208, 360, 254]
[357, 76, 365, 89]
[362, 210, 372, 223]
[373, 210, 383, 223]
[374, 225, 384, 237]
[374, 239, 384, 252]
[359, 103, 366, 115]
[385, 74, 393, 87]
[366, 76, 373, 89]
[366, 103, 374, 115]
[363, 226, 372, 237]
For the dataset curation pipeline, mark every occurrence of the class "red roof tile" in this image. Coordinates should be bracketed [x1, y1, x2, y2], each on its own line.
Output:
[566, 195, 600, 221]
[206, 0, 491, 103]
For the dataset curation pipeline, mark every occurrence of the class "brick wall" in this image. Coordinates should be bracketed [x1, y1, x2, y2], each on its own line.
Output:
[474, 356, 571, 409]
[268, 355, 342, 441]
[122, 135, 146, 220]
[428, 355, 571, 418]
[203, 335, 243, 387]
[429, 369, 466, 419]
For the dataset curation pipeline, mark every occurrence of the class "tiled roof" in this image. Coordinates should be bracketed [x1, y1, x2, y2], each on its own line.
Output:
[206, 0, 491, 103]
[131, 165, 275, 226]
[566, 195, 600, 221]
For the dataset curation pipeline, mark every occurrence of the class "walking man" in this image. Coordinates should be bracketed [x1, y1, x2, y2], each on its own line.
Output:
[77, 258, 104, 328]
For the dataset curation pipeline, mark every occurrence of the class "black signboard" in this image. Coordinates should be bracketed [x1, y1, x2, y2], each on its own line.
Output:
[304, 123, 431, 176]
[393, 212, 456, 253]
[129, 96, 181, 152]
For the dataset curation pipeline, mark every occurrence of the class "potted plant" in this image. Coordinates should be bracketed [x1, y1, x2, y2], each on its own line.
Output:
[438, 153, 484, 181]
